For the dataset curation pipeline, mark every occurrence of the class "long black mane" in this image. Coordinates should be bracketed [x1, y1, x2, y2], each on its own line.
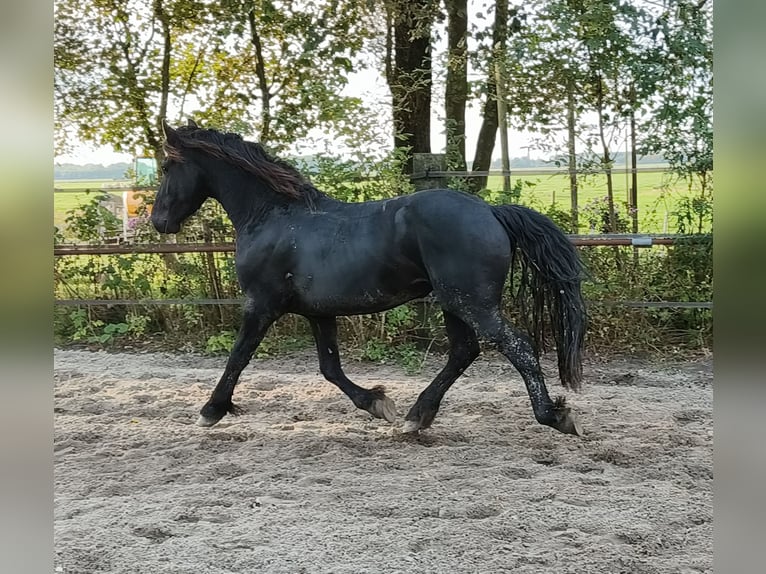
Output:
[164, 126, 316, 200]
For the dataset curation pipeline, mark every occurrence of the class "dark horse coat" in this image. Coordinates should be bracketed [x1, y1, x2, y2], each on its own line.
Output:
[152, 120, 587, 436]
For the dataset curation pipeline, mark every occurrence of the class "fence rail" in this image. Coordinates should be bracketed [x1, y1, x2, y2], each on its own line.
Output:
[53, 233, 711, 256]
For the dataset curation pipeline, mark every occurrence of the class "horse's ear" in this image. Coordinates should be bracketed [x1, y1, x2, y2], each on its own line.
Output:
[161, 119, 180, 144]
[187, 118, 199, 128]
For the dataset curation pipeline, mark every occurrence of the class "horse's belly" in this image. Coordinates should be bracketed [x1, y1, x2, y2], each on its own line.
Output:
[291, 279, 432, 316]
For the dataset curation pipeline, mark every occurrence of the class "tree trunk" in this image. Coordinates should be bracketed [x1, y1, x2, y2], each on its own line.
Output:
[151, 0, 181, 272]
[468, 0, 506, 192]
[468, 84, 498, 193]
[445, 0, 467, 171]
[595, 73, 617, 233]
[386, 0, 434, 174]
[630, 105, 639, 266]
[567, 79, 579, 232]
[153, 0, 171, 169]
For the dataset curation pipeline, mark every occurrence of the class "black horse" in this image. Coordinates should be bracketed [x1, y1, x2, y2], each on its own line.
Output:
[152, 120, 587, 436]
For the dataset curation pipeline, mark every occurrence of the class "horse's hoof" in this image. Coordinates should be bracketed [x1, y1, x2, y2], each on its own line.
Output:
[568, 413, 584, 436]
[550, 396, 583, 436]
[196, 415, 219, 427]
[401, 420, 421, 434]
[554, 410, 583, 436]
[368, 395, 397, 423]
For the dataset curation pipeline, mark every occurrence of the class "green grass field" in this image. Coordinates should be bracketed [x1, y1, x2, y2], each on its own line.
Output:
[483, 168, 698, 233]
[54, 179, 132, 228]
[55, 169, 704, 235]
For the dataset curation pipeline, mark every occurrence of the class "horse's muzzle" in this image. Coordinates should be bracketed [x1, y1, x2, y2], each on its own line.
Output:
[151, 216, 180, 234]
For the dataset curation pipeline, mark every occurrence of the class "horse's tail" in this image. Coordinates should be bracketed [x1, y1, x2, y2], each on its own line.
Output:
[491, 204, 587, 390]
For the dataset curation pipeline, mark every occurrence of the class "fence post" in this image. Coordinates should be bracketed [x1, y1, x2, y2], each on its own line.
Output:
[412, 153, 447, 191]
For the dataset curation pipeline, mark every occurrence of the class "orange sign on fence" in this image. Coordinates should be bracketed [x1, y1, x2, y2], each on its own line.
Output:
[124, 191, 150, 217]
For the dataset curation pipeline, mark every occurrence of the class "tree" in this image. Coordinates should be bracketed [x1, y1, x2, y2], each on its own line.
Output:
[55, 0, 212, 169]
[55, 0, 378, 169]
[214, 0, 377, 150]
[503, 0, 588, 229]
[641, 0, 713, 200]
[385, 0, 438, 173]
[466, 1, 502, 192]
[503, 0, 662, 233]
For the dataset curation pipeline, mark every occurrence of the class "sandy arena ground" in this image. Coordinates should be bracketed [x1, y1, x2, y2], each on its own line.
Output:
[54, 348, 712, 574]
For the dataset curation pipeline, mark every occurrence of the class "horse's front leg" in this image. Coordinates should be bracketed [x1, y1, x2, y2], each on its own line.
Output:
[197, 300, 279, 427]
[308, 316, 397, 422]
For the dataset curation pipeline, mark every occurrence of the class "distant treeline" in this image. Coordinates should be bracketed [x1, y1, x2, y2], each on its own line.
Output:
[55, 163, 132, 181]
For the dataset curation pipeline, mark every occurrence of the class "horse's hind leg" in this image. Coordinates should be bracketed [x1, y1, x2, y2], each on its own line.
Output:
[468, 310, 582, 436]
[309, 316, 397, 423]
[402, 311, 480, 433]
[197, 300, 278, 427]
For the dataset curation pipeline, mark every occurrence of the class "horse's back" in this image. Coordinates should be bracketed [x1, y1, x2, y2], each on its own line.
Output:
[402, 189, 509, 252]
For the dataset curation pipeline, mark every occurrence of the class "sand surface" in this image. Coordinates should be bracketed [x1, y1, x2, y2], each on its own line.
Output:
[54, 348, 712, 573]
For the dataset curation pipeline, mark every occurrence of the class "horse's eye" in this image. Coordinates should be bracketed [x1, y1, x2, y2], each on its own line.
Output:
[161, 163, 169, 174]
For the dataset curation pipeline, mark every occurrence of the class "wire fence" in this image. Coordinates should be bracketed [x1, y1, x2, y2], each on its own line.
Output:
[53, 233, 713, 310]
[53, 297, 712, 309]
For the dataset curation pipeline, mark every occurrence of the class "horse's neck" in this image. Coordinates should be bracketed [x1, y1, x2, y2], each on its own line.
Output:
[207, 169, 286, 231]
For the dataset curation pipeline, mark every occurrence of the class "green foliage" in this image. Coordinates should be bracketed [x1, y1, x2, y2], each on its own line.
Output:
[360, 340, 424, 374]
[125, 313, 152, 337]
[67, 308, 92, 342]
[55, 0, 381, 159]
[479, 178, 526, 205]
[578, 238, 712, 353]
[205, 330, 237, 355]
[359, 339, 425, 375]
[640, 1, 713, 192]
[359, 339, 389, 362]
[672, 192, 713, 235]
[299, 148, 414, 203]
[62, 307, 147, 346]
[580, 196, 631, 233]
[63, 192, 122, 243]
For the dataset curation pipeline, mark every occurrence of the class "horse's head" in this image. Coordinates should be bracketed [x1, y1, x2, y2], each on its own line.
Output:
[151, 119, 209, 234]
